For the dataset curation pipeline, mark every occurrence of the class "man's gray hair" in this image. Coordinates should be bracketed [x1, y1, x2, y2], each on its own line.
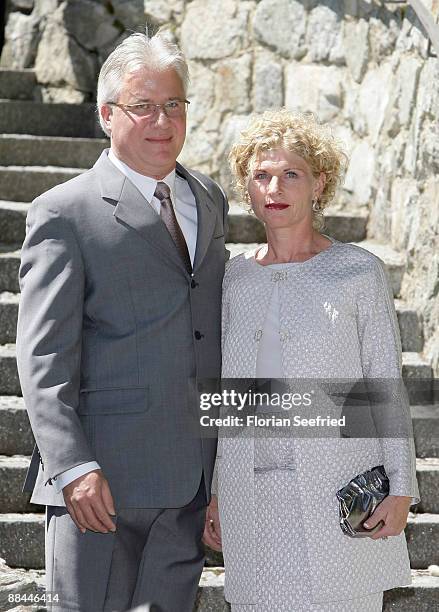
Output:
[97, 30, 190, 136]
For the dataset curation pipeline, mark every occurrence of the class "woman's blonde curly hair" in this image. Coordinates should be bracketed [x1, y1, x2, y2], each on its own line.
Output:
[228, 109, 348, 230]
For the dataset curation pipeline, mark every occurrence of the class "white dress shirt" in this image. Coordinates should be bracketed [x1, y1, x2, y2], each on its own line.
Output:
[52, 149, 198, 493]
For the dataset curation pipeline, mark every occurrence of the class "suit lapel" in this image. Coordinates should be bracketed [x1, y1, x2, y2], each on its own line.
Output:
[95, 150, 189, 274]
[176, 162, 217, 272]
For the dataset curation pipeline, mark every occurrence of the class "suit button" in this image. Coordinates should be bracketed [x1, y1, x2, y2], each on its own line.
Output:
[194, 330, 204, 340]
[191, 279, 198, 288]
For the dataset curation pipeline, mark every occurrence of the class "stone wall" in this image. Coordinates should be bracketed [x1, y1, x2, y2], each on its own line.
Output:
[1, 0, 438, 372]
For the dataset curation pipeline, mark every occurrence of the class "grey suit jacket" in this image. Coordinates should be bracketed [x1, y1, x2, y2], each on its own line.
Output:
[17, 150, 228, 508]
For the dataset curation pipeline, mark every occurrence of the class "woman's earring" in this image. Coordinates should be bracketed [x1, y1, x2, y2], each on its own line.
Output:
[312, 198, 321, 212]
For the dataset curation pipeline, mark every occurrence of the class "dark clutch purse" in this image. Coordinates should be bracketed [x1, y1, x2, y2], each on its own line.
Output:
[336, 465, 389, 538]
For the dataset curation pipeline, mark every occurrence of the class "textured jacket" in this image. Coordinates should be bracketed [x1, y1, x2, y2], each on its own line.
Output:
[215, 241, 419, 604]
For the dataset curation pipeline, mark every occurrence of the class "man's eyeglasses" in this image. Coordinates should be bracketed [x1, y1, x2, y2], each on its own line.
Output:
[107, 99, 190, 119]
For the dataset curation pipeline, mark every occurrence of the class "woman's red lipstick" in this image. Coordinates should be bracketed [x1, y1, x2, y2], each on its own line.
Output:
[265, 203, 289, 210]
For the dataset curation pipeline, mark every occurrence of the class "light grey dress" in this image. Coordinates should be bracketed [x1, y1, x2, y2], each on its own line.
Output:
[215, 239, 419, 611]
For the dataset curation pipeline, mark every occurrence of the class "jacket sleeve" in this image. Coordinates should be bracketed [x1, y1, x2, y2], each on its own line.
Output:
[356, 257, 420, 504]
[211, 261, 234, 496]
[16, 198, 96, 485]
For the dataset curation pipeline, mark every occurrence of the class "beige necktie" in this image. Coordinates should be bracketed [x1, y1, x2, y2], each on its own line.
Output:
[154, 181, 192, 273]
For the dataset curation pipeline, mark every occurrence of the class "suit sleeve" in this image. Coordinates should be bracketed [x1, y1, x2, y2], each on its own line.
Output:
[16, 198, 96, 486]
[356, 257, 419, 504]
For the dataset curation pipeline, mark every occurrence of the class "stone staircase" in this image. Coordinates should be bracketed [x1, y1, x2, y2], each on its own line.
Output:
[0, 68, 438, 611]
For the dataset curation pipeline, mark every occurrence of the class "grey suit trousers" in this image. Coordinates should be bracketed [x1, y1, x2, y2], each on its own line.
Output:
[45, 475, 207, 612]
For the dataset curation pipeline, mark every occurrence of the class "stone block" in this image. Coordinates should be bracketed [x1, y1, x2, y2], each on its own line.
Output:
[411, 405, 439, 459]
[0, 557, 45, 612]
[0, 167, 83, 203]
[0, 345, 21, 396]
[344, 141, 376, 207]
[416, 458, 439, 513]
[143, 0, 185, 25]
[0, 69, 37, 101]
[305, 5, 344, 64]
[0, 250, 21, 294]
[0, 396, 34, 456]
[285, 64, 343, 122]
[0, 202, 28, 245]
[406, 513, 439, 569]
[0, 101, 104, 138]
[403, 353, 434, 404]
[357, 62, 393, 142]
[35, 18, 97, 93]
[252, 51, 283, 112]
[253, 0, 307, 59]
[62, 0, 120, 51]
[214, 55, 251, 115]
[344, 18, 369, 83]
[181, 0, 250, 60]
[395, 300, 424, 353]
[383, 571, 439, 611]
[0, 11, 40, 70]
[186, 62, 216, 127]
[369, 13, 401, 61]
[0, 293, 20, 345]
[0, 514, 45, 569]
[0, 457, 43, 513]
[0, 135, 108, 169]
[216, 115, 252, 199]
[323, 210, 368, 242]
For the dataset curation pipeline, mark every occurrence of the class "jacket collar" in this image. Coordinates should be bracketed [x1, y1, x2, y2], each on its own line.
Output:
[94, 150, 217, 274]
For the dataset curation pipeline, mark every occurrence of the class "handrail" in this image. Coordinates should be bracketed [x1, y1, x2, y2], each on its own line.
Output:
[405, 0, 439, 56]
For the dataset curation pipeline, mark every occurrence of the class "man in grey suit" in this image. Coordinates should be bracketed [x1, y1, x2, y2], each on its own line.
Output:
[16, 30, 228, 612]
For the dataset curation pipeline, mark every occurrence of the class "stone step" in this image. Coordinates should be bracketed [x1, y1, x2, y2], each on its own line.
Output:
[226, 204, 368, 244]
[0, 514, 45, 570]
[0, 292, 20, 344]
[415, 458, 439, 513]
[0, 342, 432, 399]
[0, 166, 84, 203]
[0, 396, 34, 456]
[0, 397, 437, 460]
[0, 564, 438, 612]
[0, 344, 432, 400]
[0, 246, 20, 293]
[395, 299, 424, 353]
[0, 101, 104, 139]
[0, 288, 424, 353]
[0, 202, 29, 244]
[227, 239, 407, 297]
[0, 240, 410, 298]
[0, 135, 108, 169]
[0, 69, 37, 101]
[0, 511, 438, 572]
[0, 345, 20, 396]
[412, 404, 439, 458]
[0, 457, 43, 514]
[402, 353, 435, 404]
[1, 452, 438, 517]
[405, 513, 439, 569]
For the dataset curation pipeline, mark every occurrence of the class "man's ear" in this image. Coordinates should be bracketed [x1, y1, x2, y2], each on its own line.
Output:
[100, 104, 112, 132]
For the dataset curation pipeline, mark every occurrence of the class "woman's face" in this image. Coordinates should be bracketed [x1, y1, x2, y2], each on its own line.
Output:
[247, 148, 325, 230]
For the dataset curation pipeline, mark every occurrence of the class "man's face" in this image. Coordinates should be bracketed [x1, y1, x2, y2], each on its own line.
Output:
[101, 67, 187, 179]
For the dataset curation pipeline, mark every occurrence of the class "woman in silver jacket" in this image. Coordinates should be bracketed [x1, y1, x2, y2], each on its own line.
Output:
[204, 110, 419, 611]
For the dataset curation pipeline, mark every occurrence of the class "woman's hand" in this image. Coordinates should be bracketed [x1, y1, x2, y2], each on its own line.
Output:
[363, 495, 412, 540]
[203, 494, 222, 551]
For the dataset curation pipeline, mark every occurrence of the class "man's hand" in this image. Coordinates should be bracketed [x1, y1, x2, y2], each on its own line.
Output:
[62, 469, 116, 534]
[363, 495, 412, 540]
[203, 494, 222, 551]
